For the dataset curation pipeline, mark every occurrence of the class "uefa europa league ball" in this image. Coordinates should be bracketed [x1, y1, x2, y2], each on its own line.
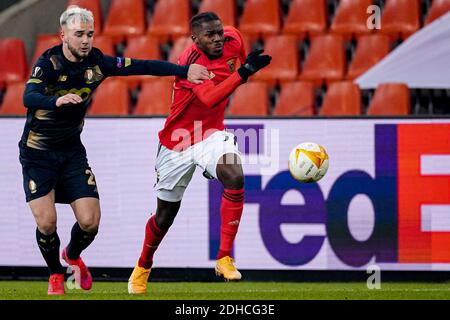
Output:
[288, 142, 329, 183]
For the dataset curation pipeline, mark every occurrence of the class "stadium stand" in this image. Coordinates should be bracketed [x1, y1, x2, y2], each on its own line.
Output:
[300, 34, 346, 86]
[1, 0, 449, 117]
[239, 0, 281, 41]
[199, 0, 236, 27]
[134, 78, 174, 115]
[122, 35, 161, 89]
[0, 82, 26, 115]
[347, 34, 391, 80]
[148, 0, 191, 42]
[253, 35, 299, 85]
[380, 0, 422, 40]
[330, 0, 374, 39]
[88, 78, 129, 115]
[227, 82, 269, 116]
[0, 38, 27, 89]
[425, 0, 450, 25]
[103, 0, 146, 44]
[367, 83, 411, 115]
[319, 81, 362, 115]
[283, 0, 328, 39]
[273, 81, 315, 116]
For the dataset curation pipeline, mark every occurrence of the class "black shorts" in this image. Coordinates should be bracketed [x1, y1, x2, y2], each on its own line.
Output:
[19, 144, 99, 203]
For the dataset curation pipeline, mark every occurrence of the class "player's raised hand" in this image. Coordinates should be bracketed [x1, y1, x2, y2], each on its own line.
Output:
[187, 64, 210, 84]
[237, 49, 272, 81]
[56, 93, 83, 107]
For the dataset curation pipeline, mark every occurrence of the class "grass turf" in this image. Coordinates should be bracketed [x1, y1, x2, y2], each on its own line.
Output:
[0, 281, 449, 300]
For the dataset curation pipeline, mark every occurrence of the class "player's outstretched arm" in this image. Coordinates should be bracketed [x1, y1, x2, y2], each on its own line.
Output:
[101, 56, 209, 83]
[192, 49, 272, 109]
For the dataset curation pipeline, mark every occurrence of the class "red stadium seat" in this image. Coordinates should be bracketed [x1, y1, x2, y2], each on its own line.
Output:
[283, 0, 327, 39]
[347, 34, 391, 80]
[103, 0, 146, 43]
[425, 0, 450, 25]
[168, 36, 194, 63]
[0, 38, 27, 89]
[274, 81, 315, 116]
[0, 83, 26, 115]
[320, 82, 362, 115]
[239, 0, 281, 40]
[331, 0, 374, 39]
[227, 82, 269, 116]
[122, 35, 161, 89]
[93, 35, 114, 55]
[67, 0, 103, 34]
[253, 35, 299, 85]
[31, 34, 61, 67]
[380, 0, 421, 40]
[134, 78, 174, 115]
[88, 78, 129, 115]
[199, 0, 236, 27]
[367, 83, 410, 115]
[148, 0, 190, 42]
[300, 34, 346, 86]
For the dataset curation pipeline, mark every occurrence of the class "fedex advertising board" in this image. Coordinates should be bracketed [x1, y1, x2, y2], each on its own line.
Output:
[0, 118, 449, 270]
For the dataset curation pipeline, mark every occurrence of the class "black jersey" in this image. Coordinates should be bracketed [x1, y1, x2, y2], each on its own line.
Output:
[20, 44, 189, 151]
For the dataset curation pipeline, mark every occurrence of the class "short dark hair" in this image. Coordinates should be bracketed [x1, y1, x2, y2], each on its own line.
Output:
[191, 12, 221, 31]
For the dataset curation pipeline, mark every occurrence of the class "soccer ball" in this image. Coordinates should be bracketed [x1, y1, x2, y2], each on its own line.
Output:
[288, 142, 329, 183]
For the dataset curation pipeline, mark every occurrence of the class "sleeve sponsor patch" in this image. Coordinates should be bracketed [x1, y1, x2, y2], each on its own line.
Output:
[31, 66, 43, 78]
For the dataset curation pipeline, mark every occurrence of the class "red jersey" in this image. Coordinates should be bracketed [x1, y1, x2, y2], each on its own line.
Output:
[158, 26, 247, 151]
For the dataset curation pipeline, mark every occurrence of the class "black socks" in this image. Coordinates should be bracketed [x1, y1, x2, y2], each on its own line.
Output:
[36, 228, 63, 275]
[66, 222, 97, 260]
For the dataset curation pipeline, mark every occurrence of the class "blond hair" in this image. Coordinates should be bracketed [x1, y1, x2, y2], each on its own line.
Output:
[60, 5, 94, 27]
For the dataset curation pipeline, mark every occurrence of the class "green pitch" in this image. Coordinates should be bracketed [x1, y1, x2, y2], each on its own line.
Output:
[0, 281, 450, 300]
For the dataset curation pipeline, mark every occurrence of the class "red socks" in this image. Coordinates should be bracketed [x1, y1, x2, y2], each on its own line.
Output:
[138, 215, 168, 269]
[217, 188, 244, 260]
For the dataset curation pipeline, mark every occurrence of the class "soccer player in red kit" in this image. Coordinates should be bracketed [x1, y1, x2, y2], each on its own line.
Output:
[128, 12, 271, 294]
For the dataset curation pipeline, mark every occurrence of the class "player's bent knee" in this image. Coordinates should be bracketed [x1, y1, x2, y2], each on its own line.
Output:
[36, 220, 57, 235]
[77, 215, 100, 233]
[221, 172, 244, 190]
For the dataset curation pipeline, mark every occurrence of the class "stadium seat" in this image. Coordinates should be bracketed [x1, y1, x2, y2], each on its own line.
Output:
[0, 83, 26, 115]
[273, 81, 315, 116]
[425, 0, 450, 25]
[122, 35, 161, 89]
[380, 0, 421, 40]
[67, 0, 103, 34]
[103, 0, 146, 43]
[148, 0, 190, 42]
[347, 34, 391, 80]
[168, 36, 194, 63]
[134, 78, 174, 115]
[330, 0, 374, 39]
[199, 0, 236, 27]
[319, 82, 362, 115]
[300, 34, 346, 86]
[0, 38, 27, 89]
[367, 83, 410, 115]
[253, 35, 299, 85]
[31, 34, 61, 66]
[239, 0, 281, 40]
[283, 0, 327, 39]
[93, 35, 114, 55]
[227, 82, 269, 116]
[88, 78, 129, 115]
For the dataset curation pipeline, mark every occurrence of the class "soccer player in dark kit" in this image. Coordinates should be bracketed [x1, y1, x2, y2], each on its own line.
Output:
[19, 6, 209, 295]
[128, 12, 271, 294]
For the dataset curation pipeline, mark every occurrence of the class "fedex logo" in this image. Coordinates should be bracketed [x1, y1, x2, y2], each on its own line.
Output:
[209, 124, 450, 267]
